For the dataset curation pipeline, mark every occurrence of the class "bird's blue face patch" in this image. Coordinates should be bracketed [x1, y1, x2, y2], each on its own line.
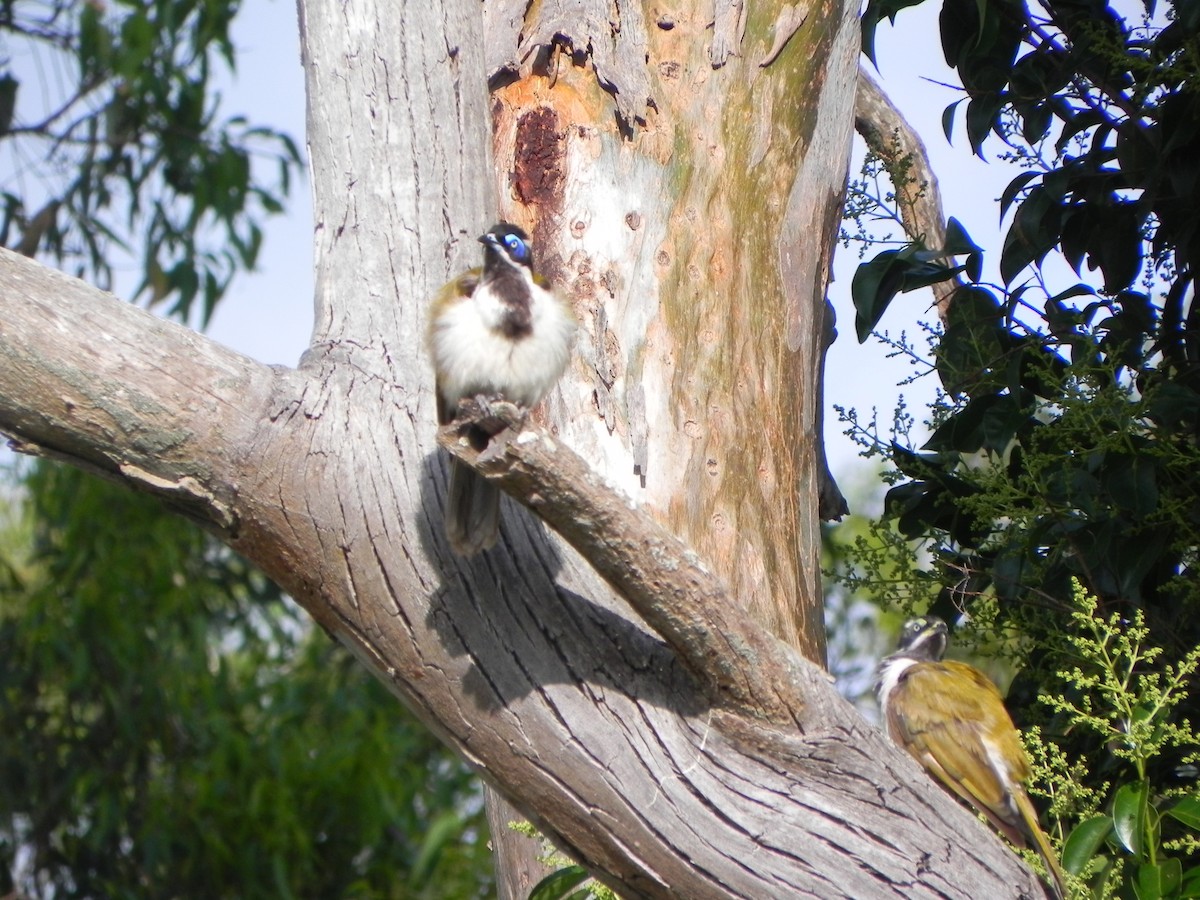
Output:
[503, 232, 530, 264]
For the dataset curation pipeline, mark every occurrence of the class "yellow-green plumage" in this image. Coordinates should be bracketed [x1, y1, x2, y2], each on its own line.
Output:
[877, 617, 1067, 899]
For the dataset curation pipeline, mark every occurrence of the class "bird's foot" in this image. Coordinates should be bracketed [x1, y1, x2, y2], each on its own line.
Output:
[451, 395, 528, 454]
[469, 393, 527, 435]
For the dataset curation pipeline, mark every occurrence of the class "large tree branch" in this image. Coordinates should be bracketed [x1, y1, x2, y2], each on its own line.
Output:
[0, 247, 270, 531]
[0, 244, 1052, 900]
[0, 0, 1057, 893]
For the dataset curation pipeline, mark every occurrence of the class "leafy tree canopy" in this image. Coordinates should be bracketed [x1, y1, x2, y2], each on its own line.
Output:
[0, 0, 300, 323]
[843, 0, 1200, 893]
[0, 464, 492, 898]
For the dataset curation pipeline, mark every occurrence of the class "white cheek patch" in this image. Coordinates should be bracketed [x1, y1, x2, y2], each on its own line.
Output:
[875, 656, 917, 719]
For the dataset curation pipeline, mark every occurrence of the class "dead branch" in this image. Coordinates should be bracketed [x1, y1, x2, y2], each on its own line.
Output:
[855, 64, 959, 319]
[437, 402, 815, 728]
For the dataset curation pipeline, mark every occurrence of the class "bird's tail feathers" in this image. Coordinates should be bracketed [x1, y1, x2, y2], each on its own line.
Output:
[446, 460, 500, 556]
[1016, 790, 1068, 900]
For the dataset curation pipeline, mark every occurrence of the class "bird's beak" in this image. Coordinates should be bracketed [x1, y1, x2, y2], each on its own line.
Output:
[478, 233, 498, 248]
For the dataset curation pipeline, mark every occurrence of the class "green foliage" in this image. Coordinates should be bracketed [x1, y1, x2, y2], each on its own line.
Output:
[1028, 583, 1200, 899]
[1, 0, 300, 322]
[0, 463, 493, 898]
[843, 0, 1200, 893]
[527, 867, 594, 900]
[849, 0, 1200, 725]
[852, 217, 982, 342]
[504, 821, 617, 900]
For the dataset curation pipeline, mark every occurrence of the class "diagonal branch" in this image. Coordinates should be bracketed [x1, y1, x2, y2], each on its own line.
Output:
[438, 404, 815, 728]
[0, 247, 273, 530]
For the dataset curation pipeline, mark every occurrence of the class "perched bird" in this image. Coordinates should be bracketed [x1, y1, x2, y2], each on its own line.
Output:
[427, 222, 576, 555]
[876, 616, 1068, 899]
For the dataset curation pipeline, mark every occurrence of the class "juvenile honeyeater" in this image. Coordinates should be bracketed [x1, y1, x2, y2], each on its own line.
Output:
[426, 223, 576, 555]
[876, 616, 1067, 900]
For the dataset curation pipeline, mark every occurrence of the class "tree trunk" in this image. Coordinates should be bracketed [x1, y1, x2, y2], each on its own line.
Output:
[0, 0, 1053, 896]
[483, 0, 850, 659]
[484, 792, 551, 899]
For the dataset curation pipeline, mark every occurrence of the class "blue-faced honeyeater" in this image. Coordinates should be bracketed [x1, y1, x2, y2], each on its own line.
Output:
[426, 223, 576, 555]
[877, 616, 1067, 899]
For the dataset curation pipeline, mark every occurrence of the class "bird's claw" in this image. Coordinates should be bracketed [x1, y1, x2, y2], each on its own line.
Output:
[470, 393, 526, 434]
[450, 394, 529, 455]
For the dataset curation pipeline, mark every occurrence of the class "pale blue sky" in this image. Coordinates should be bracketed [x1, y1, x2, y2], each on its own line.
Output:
[205, 0, 314, 368]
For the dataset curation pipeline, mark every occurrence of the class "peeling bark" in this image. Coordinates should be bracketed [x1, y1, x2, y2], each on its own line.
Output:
[484, 0, 862, 661]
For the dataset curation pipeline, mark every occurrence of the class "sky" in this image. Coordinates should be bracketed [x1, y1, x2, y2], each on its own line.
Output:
[203, 0, 1013, 510]
[204, 0, 315, 368]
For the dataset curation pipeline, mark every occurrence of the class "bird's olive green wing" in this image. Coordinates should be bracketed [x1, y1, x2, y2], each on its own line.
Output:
[454, 268, 482, 297]
[887, 660, 1029, 835]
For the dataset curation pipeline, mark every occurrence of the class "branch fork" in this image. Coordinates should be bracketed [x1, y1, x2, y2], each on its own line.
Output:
[437, 405, 814, 728]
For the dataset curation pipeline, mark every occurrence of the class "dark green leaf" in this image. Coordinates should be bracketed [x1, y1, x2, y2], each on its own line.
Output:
[852, 250, 905, 342]
[528, 866, 592, 900]
[1092, 205, 1144, 293]
[1010, 47, 1072, 97]
[1181, 866, 1200, 898]
[965, 91, 1005, 155]
[1020, 102, 1053, 144]
[860, 0, 929, 63]
[943, 217, 980, 256]
[1137, 858, 1182, 899]
[942, 98, 963, 144]
[901, 260, 966, 291]
[1114, 781, 1150, 857]
[1001, 186, 1059, 283]
[1164, 796, 1200, 830]
[1000, 171, 1040, 221]
[943, 217, 985, 280]
[924, 393, 1004, 453]
[1062, 814, 1113, 875]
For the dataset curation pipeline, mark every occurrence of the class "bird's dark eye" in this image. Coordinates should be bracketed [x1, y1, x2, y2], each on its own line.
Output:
[503, 233, 529, 263]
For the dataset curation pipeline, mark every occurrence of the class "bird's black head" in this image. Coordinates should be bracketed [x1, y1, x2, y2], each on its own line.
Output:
[894, 615, 949, 662]
[479, 222, 533, 273]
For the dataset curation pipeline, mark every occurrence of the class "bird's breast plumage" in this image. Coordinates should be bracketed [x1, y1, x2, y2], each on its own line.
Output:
[429, 274, 575, 413]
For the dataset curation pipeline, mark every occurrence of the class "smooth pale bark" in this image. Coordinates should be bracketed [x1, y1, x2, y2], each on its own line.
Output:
[0, 0, 1054, 896]
[481, 0, 856, 659]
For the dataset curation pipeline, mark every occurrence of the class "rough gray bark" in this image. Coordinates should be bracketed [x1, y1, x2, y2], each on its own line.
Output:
[0, 0, 1055, 897]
